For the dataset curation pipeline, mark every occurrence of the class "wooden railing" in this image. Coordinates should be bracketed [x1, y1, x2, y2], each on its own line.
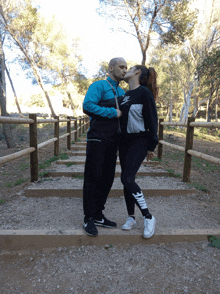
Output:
[158, 117, 220, 182]
[0, 115, 90, 182]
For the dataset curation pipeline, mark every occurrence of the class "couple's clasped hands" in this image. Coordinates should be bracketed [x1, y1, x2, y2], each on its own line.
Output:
[116, 110, 122, 118]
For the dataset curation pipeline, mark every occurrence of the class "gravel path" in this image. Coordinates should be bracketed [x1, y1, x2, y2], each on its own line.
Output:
[0, 195, 219, 233]
[1, 241, 220, 294]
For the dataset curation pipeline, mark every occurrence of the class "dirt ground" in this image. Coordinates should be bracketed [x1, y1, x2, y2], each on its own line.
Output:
[0, 126, 220, 294]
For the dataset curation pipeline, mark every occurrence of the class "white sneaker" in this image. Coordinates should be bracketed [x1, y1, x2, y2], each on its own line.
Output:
[122, 217, 136, 230]
[143, 216, 156, 238]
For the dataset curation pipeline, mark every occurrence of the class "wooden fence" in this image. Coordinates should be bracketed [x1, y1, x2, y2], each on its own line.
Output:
[0, 115, 90, 182]
[158, 117, 220, 182]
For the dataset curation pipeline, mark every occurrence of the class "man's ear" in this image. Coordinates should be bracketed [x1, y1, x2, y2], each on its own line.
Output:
[135, 69, 141, 75]
[109, 65, 113, 72]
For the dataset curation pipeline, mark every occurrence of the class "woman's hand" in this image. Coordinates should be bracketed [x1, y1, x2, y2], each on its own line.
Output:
[146, 151, 155, 161]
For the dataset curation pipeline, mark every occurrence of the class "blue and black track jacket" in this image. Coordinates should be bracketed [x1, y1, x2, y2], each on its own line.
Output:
[83, 76, 125, 141]
[119, 86, 158, 151]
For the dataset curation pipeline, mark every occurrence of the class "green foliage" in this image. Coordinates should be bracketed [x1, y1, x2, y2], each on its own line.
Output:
[59, 153, 69, 160]
[25, 93, 46, 107]
[161, 1, 197, 45]
[0, 199, 6, 205]
[3, 182, 13, 188]
[38, 171, 49, 177]
[188, 182, 209, 192]
[197, 48, 220, 94]
[208, 235, 220, 249]
[14, 178, 27, 186]
[3, 178, 27, 187]
[66, 162, 75, 167]
[38, 156, 59, 169]
[166, 169, 181, 178]
[72, 175, 84, 179]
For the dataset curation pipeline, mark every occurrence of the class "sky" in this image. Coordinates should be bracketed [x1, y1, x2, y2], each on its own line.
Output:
[39, 0, 142, 76]
[6, 0, 143, 104]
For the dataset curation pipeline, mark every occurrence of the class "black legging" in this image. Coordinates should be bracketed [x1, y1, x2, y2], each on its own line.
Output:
[119, 136, 151, 218]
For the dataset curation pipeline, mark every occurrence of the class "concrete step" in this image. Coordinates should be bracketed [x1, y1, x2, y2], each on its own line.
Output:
[56, 157, 161, 166]
[71, 145, 86, 150]
[1, 196, 219, 250]
[45, 163, 169, 178]
[25, 176, 196, 197]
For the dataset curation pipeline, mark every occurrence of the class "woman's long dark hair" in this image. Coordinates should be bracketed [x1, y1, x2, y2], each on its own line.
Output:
[135, 65, 158, 101]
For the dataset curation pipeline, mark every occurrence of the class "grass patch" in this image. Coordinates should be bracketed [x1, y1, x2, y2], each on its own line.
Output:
[208, 235, 220, 249]
[188, 182, 209, 192]
[3, 178, 27, 187]
[191, 157, 219, 173]
[14, 178, 27, 186]
[166, 169, 181, 178]
[18, 161, 29, 171]
[39, 155, 59, 169]
[0, 199, 6, 205]
[152, 157, 162, 162]
[59, 153, 69, 160]
[39, 171, 50, 177]
[66, 162, 75, 167]
[3, 182, 13, 188]
[72, 175, 84, 179]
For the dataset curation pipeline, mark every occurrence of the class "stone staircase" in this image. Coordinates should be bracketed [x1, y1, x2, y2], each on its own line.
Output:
[1, 135, 220, 251]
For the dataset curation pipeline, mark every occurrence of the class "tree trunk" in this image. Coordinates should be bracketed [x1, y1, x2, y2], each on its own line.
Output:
[0, 35, 15, 148]
[31, 63, 56, 117]
[5, 63, 23, 116]
[5, 26, 56, 117]
[214, 89, 219, 122]
[169, 102, 173, 122]
[192, 96, 199, 117]
[206, 98, 212, 122]
[66, 91, 75, 115]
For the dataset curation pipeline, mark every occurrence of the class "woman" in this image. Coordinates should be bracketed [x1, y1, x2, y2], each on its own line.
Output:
[119, 65, 158, 238]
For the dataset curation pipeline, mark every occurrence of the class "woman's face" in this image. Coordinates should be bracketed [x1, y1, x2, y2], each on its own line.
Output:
[123, 66, 138, 82]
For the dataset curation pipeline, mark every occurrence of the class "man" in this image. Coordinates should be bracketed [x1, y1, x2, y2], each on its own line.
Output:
[82, 57, 127, 236]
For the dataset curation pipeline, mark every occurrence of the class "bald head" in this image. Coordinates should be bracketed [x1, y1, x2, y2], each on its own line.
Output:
[109, 57, 126, 69]
[108, 57, 127, 82]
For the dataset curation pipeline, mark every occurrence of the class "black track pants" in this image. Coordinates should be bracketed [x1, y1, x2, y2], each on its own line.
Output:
[83, 139, 118, 221]
[119, 136, 150, 217]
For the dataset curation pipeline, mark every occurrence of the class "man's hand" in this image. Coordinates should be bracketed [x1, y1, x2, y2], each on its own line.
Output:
[116, 110, 122, 118]
[146, 151, 155, 161]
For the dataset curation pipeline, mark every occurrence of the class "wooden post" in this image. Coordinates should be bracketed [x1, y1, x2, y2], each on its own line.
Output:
[67, 116, 71, 150]
[157, 118, 164, 159]
[74, 119, 78, 142]
[79, 117, 82, 137]
[183, 117, 195, 182]
[54, 116, 59, 157]
[29, 114, 38, 182]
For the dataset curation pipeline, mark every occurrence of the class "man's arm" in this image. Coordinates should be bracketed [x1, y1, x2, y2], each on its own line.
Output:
[83, 81, 118, 119]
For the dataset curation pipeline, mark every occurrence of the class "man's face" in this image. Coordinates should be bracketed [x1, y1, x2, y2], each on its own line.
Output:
[111, 59, 127, 82]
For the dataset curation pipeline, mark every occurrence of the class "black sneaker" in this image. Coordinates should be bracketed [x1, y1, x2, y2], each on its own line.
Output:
[83, 217, 98, 236]
[94, 215, 117, 228]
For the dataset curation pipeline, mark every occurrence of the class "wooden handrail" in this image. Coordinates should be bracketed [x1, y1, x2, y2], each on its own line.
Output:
[158, 117, 220, 182]
[0, 147, 35, 165]
[190, 122, 220, 128]
[0, 114, 90, 182]
[159, 140, 185, 152]
[161, 122, 187, 127]
[187, 150, 220, 165]
[0, 117, 34, 124]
